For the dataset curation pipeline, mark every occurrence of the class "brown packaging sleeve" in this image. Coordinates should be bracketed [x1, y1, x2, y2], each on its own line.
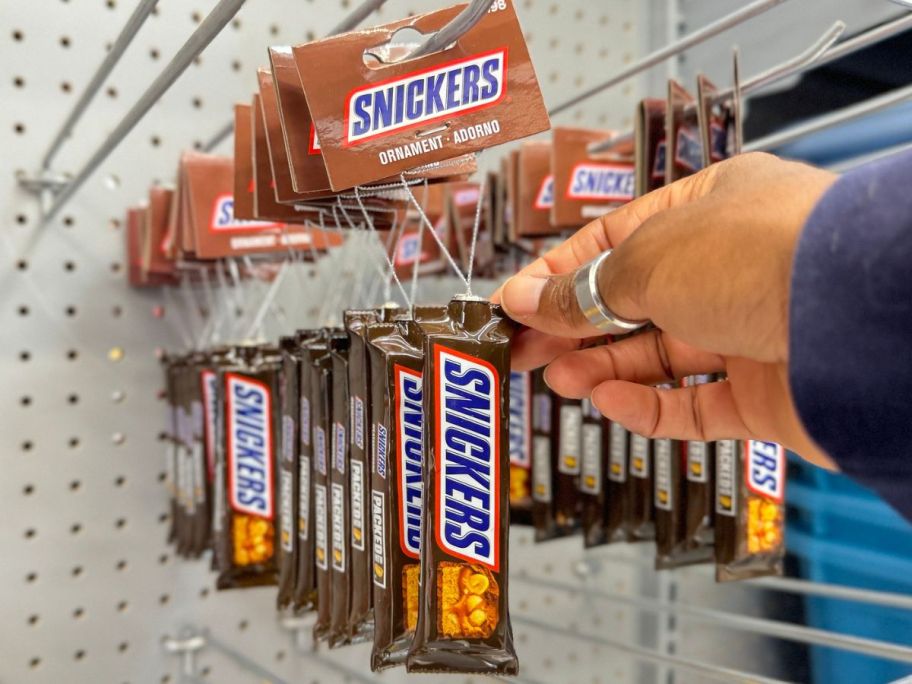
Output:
[329, 336, 353, 647]
[367, 321, 425, 671]
[530, 371, 570, 542]
[578, 398, 607, 547]
[505, 149, 520, 242]
[407, 299, 517, 675]
[696, 74, 737, 168]
[634, 98, 667, 196]
[345, 310, 381, 640]
[311, 332, 340, 639]
[145, 186, 176, 277]
[294, 1, 549, 190]
[554, 395, 583, 530]
[187, 355, 210, 558]
[715, 440, 785, 582]
[233, 103, 256, 220]
[292, 334, 328, 612]
[516, 140, 555, 237]
[507, 370, 532, 526]
[551, 127, 635, 229]
[603, 418, 632, 543]
[627, 431, 655, 541]
[213, 347, 282, 589]
[162, 355, 181, 546]
[277, 338, 301, 609]
[666, 80, 703, 184]
[682, 375, 716, 555]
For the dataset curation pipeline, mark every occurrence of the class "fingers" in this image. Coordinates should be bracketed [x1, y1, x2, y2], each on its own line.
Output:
[543, 331, 724, 399]
[491, 165, 721, 305]
[500, 269, 602, 339]
[510, 327, 582, 372]
[591, 379, 753, 442]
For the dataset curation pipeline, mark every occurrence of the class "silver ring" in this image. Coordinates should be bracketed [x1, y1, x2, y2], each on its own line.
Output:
[573, 250, 648, 335]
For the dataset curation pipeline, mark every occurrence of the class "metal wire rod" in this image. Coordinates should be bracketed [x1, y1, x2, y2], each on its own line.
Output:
[548, 0, 790, 117]
[753, 574, 912, 610]
[588, 20, 844, 154]
[202, 0, 390, 152]
[205, 633, 292, 684]
[513, 615, 793, 684]
[41, 0, 159, 170]
[745, 82, 912, 152]
[409, 0, 492, 59]
[517, 574, 912, 665]
[41, 0, 248, 224]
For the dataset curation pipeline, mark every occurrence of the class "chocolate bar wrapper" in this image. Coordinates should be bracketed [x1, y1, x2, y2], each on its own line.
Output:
[579, 399, 607, 547]
[187, 353, 210, 558]
[508, 371, 533, 526]
[627, 431, 655, 541]
[407, 298, 518, 675]
[292, 333, 328, 612]
[312, 331, 343, 638]
[604, 419, 631, 542]
[277, 337, 301, 610]
[161, 355, 180, 546]
[683, 375, 716, 552]
[555, 396, 583, 529]
[329, 336, 353, 647]
[200, 347, 233, 561]
[213, 345, 282, 589]
[344, 310, 381, 641]
[367, 321, 425, 670]
[715, 440, 786, 582]
[530, 372, 571, 541]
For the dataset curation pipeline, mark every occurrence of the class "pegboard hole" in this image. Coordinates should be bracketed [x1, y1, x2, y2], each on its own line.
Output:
[64, 260, 76, 272]
[161, 676, 171, 684]
[16, 258, 27, 271]
[71, 565, 83, 578]
[114, 517, 127, 529]
[269, 24, 280, 36]
[231, 18, 241, 30]
[158, 553, 168, 565]
[22, 440, 34, 451]
[117, 600, 128, 612]
[12, 29, 24, 41]
[61, 81, 72, 93]
[26, 572, 38, 583]
[69, 479, 81, 491]
[16, 213, 28, 225]
[116, 559, 128, 571]
[115, 475, 126, 486]
[159, 594, 170, 605]
[24, 527, 36, 539]
[23, 484, 35, 495]
[150, 47, 160, 60]
[29, 657, 40, 669]
[59, 35, 71, 48]
[111, 261, 123, 273]
[19, 350, 31, 362]
[68, 436, 80, 448]
[106, 0, 116, 8]
[70, 523, 82, 535]
[158, 512, 169, 524]
[13, 75, 25, 87]
[65, 305, 77, 317]
[199, 587, 209, 599]
[118, 641, 129, 653]
[13, 122, 25, 135]
[17, 304, 29, 316]
[192, 97, 203, 109]
[67, 393, 80, 405]
[191, 10, 202, 22]
[73, 649, 86, 661]
[20, 395, 32, 406]
[27, 614, 40, 626]
[231, 59, 242, 72]
[63, 214, 75, 227]
[112, 305, 123, 317]
[66, 349, 78, 361]
[106, 86, 118, 99]
[150, 135, 161, 147]
[238, 619, 248, 631]
[275, 650, 286, 662]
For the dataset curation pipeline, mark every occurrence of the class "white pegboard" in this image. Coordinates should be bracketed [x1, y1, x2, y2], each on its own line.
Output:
[0, 1, 649, 683]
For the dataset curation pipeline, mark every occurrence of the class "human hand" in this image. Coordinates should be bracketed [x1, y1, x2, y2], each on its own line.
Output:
[493, 152, 838, 469]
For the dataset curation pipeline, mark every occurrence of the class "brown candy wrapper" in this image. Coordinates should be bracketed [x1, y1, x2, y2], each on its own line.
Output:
[329, 335, 354, 647]
[579, 399, 607, 547]
[346, 310, 382, 640]
[627, 431, 655, 541]
[508, 371, 533, 526]
[367, 320, 425, 670]
[683, 374, 716, 554]
[292, 333, 328, 612]
[407, 298, 517, 675]
[634, 98, 667, 196]
[277, 337, 301, 609]
[554, 395, 583, 529]
[715, 440, 786, 582]
[213, 346, 281, 589]
[530, 371, 572, 542]
[311, 332, 341, 639]
[666, 80, 703, 183]
[162, 355, 181, 546]
[516, 140, 555, 237]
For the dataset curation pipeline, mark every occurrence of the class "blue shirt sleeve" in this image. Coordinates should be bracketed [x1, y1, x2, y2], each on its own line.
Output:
[789, 149, 912, 520]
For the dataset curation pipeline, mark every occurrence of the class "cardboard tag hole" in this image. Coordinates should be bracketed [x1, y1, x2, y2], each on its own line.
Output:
[416, 123, 450, 138]
[362, 26, 445, 67]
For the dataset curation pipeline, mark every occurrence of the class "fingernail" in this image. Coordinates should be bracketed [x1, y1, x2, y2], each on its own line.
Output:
[501, 275, 546, 318]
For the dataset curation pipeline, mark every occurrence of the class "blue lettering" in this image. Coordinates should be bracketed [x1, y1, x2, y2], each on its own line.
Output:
[406, 80, 424, 120]
[351, 94, 371, 137]
[479, 57, 500, 99]
[462, 64, 481, 105]
[443, 359, 490, 394]
[424, 73, 446, 115]
[372, 88, 394, 133]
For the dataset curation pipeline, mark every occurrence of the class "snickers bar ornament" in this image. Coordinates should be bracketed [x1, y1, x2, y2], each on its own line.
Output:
[407, 297, 517, 675]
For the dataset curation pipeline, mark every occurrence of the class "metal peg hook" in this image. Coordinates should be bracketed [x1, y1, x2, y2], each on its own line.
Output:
[408, 0, 492, 60]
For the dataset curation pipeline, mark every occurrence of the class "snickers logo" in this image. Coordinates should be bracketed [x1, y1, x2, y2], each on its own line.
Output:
[651, 140, 667, 180]
[225, 374, 274, 519]
[333, 421, 346, 474]
[371, 490, 386, 588]
[300, 397, 311, 446]
[209, 194, 283, 232]
[434, 345, 499, 571]
[395, 365, 423, 559]
[508, 371, 531, 468]
[674, 127, 704, 172]
[314, 425, 327, 476]
[534, 174, 554, 210]
[395, 232, 424, 266]
[346, 48, 507, 144]
[200, 370, 218, 481]
[375, 423, 388, 478]
[566, 163, 635, 203]
[746, 440, 784, 502]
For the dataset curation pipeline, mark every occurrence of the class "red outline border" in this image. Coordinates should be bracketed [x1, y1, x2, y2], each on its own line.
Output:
[433, 344, 500, 572]
[744, 440, 784, 503]
[200, 369, 217, 482]
[533, 174, 554, 211]
[565, 162, 635, 202]
[308, 123, 321, 156]
[225, 372, 275, 519]
[394, 364, 423, 560]
[207, 193, 284, 233]
[342, 47, 509, 147]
